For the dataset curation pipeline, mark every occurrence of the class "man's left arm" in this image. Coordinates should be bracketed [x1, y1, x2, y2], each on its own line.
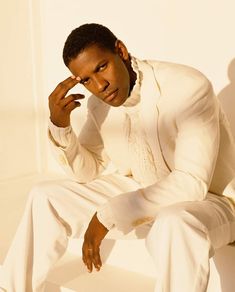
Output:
[83, 78, 220, 271]
[97, 79, 220, 233]
[82, 213, 109, 273]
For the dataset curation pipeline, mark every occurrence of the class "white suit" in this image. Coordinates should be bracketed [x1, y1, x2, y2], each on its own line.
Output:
[1, 57, 235, 292]
[50, 57, 235, 232]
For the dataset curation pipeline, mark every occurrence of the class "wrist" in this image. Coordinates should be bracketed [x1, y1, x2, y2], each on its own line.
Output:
[96, 209, 114, 231]
[50, 116, 70, 128]
[48, 119, 72, 148]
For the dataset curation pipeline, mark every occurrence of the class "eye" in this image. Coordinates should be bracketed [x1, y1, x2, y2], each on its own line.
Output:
[98, 63, 107, 71]
[81, 78, 90, 85]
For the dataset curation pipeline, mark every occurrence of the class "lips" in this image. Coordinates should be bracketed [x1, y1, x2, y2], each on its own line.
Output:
[104, 89, 118, 102]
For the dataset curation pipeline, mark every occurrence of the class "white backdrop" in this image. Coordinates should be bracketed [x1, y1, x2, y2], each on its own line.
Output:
[38, 0, 235, 174]
[0, 0, 235, 284]
[1, 0, 235, 178]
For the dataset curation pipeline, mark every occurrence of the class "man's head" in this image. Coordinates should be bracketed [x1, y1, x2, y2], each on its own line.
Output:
[63, 23, 136, 107]
[63, 23, 118, 66]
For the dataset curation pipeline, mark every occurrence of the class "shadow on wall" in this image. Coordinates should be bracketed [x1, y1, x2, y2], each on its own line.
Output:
[215, 58, 235, 292]
[218, 58, 235, 138]
[213, 244, 235, 292]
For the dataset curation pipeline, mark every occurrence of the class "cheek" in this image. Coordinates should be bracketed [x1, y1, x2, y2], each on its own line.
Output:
[84, 83, 94, 93]
[115, 66, 130, 88]
[111, 59, 129, 83]
[120, 71, 130, 93]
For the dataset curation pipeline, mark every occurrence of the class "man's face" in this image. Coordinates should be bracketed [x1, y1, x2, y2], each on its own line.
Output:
[68, 42, 131, 107]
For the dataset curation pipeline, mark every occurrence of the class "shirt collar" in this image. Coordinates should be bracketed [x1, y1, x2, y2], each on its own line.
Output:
[122, 55, 142, 107]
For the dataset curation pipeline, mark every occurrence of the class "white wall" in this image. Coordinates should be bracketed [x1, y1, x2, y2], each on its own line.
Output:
[0, 0, 45, 181]
[38, 0, 235, 173]
[0, 0, 235, 282]
[1, 0, 235, 177]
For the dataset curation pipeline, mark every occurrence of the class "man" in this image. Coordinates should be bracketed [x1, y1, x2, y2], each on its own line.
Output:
[1, 23, 235, 292]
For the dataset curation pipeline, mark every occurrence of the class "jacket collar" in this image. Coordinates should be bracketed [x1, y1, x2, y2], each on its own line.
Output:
[137, 59, 170, 176]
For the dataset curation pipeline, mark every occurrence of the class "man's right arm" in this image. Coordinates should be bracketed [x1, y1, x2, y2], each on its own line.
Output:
[48, 76, 109, 182]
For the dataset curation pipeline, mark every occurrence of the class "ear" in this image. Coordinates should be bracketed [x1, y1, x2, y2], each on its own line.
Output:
[115, 40, 129, 61]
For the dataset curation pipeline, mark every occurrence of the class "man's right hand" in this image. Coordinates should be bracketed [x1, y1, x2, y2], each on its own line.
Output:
[48, 76, 85, 127]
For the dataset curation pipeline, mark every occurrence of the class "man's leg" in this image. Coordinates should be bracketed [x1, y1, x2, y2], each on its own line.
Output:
[0, 174, 140, 292]
[146, 193, 235, 292]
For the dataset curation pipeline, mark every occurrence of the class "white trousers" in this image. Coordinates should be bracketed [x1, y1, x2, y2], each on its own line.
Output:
[1, 173, 235, 292]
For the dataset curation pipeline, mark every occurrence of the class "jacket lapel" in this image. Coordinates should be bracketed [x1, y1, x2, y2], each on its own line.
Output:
[138, 60, 170, 177]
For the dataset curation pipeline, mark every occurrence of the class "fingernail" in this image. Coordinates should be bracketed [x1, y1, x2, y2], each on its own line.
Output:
[76, 76, 81, 82]
[71, 75, 76, 79]
[96, 265, 101, 271]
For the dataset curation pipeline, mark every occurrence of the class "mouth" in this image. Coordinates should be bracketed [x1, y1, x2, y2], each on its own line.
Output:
[104, 89, 118, 102]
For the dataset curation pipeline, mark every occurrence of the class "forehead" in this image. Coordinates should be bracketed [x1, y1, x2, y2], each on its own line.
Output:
[68, 44, 115, 76]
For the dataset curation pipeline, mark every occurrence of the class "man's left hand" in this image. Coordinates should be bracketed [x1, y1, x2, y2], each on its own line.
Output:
[82, 213, 109, 272]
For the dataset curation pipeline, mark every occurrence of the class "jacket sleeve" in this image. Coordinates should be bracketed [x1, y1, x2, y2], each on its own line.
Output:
[97, 78, 220, 233]
[48, 109, 109, 183]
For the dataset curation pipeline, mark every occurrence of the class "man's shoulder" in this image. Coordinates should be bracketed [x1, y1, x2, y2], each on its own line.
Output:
[138, 58, 214, 109]
[148, 59, 212, 99]
[138, 58, 210, 87]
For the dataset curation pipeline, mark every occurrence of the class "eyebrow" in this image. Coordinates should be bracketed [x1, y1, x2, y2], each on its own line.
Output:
[79, 59, 107, 83]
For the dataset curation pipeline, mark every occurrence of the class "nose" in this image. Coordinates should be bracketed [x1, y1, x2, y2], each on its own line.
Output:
[93, 76, 109, 93]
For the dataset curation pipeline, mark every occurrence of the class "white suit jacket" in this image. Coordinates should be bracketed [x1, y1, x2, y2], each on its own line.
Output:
[49, 58, 235, 233]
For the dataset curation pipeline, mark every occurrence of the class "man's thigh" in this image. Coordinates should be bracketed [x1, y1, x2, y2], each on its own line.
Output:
[30, 173, 141, 239]
[153, 193, 235, 249]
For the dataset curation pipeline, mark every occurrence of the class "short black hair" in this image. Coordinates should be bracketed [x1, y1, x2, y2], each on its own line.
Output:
[63, 23, 118, 67]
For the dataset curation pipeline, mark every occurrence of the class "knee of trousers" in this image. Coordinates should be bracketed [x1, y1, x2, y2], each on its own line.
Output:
[145, 205, 211, 255]
[28, 179, 67, 203]
[27, 180, 89, 238]
[25, 180, 66, 218]
[26, 180, 74, 236]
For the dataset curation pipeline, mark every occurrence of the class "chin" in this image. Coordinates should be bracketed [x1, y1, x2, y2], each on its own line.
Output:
[107, 93, 127, 107]
[114, 96, 129, 107]
[109, 100, 124, 107]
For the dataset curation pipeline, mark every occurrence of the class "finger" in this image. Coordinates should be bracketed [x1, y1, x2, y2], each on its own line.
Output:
[50, 76, 80, 102]
[82, 242, 94, 273]
[86, 256, 93, 273]
[60, 94, 85, 108]
[65, 100, 81, 112]
[92, 245, 102, 271]
[83, 249, 93, 273]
